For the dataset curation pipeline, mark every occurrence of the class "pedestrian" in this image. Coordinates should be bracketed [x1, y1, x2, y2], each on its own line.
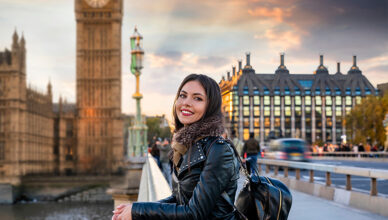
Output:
[150, 138, 161, 169]
[241, 132, 260, 174]
[365, 143, 371, 152]
[318, 145, 323, 156]
[358, 143, 365, 152]
[323, 143, 328, 152]
[231, 130, 244, 158]
[157, 138, 172, 186]
[112, 74, 240, 220]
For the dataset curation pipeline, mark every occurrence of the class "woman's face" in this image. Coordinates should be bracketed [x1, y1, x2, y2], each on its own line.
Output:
[175, 80, 207, 126]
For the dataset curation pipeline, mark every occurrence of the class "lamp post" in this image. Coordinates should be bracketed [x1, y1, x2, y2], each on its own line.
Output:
[128, 27, 148, 157]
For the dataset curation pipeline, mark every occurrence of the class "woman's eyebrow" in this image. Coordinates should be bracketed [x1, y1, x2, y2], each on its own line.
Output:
[180, 90, 205, 97]
[193, 93, 205, 97]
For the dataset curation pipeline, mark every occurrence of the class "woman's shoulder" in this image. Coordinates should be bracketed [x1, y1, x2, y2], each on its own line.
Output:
[201, 136, 234, 158]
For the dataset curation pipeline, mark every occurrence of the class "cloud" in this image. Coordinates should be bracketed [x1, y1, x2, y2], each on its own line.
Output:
[248, 7, 290, 22]
[155, 51, 183, 60]
[147, 51, 231, 70]
[262, 28, 301, 50]
[142, 51, 232, 97]
[359, 54, 388, 85]
[247, 0, 388, 60]
[197, 56, 230, 68]
[362, 55, 388, 70]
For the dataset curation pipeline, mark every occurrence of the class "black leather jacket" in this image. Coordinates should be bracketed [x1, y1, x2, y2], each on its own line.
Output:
[132, 136, 240, 220]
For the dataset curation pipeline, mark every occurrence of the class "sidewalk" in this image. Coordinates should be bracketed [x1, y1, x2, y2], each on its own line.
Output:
[288, 190, 388, 220]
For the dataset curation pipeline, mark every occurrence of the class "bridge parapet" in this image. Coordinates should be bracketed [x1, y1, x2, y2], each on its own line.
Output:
[309, 152, 388, 162]
[137, 154, 171, 202]
[257, 159, 388, 217]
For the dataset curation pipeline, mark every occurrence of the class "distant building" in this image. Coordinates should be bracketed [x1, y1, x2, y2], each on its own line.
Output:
[53, 99, 76, 175]
[384, 114, 388, 151]
[0, 0, 125, 179]
[377, 82, 388, 96]
[0, 31, 54, 179]
[219, 53, 378, 144]
[74, 0, 124, 174]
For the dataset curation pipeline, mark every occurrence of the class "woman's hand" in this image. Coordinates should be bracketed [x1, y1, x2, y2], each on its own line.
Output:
[112, 203, 132, 220]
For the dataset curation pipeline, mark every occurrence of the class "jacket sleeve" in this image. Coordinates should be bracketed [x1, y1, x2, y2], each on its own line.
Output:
[157, 195, 176, 204]
[131, 142, 235, 220]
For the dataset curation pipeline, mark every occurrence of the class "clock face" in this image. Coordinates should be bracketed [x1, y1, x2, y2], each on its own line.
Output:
[85, 0, 109, 8]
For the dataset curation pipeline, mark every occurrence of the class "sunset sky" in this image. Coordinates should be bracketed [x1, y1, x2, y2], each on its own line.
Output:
[0, 0, 387, 122]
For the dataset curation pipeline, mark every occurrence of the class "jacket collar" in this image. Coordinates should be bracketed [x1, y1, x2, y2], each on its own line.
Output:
[177, 137, 210, 177]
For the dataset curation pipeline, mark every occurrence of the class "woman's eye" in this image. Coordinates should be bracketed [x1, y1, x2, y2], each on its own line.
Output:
[194, 97, 203, 101]
[179, 94, 186, 98]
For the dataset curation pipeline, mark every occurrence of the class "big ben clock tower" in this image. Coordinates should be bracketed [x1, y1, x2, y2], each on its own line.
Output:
[75, 0, 123, 173]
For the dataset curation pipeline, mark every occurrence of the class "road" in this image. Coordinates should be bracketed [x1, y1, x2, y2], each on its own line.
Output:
[267, 159, 388, 196]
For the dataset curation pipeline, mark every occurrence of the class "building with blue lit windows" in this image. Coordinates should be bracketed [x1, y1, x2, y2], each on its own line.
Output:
[219, 53, 378, 144]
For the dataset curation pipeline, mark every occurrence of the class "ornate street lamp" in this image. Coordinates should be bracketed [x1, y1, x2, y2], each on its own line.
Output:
[130, 27, 144, 99]
[128, 27, 148, 157]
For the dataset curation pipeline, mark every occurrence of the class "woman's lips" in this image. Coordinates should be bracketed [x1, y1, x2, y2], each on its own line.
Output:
[181, 109, 193, 116]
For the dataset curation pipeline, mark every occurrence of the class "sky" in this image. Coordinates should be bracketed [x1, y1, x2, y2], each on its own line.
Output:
[0, 0, 387, 122]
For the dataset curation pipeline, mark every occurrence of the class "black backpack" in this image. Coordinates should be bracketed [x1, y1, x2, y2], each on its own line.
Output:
[207, 137, 293, 220]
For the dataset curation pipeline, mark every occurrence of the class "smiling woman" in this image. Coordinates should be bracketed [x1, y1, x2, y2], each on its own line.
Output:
[111, 74, 240, 220]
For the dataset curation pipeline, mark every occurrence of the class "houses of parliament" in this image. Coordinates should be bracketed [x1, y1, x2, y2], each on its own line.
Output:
[0, 0, 124, 181]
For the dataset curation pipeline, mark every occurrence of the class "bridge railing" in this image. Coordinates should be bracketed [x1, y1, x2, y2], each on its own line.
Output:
[308, 151, 388, 158]
[257, 158, 388, 196]
[137, 154, 171, 202]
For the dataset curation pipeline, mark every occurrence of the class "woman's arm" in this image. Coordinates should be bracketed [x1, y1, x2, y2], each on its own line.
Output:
[131, 142, 235, 220]
[157, 195, 176, 204]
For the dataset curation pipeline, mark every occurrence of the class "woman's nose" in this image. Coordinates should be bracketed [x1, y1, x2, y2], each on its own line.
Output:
[182, 97, 192, 106]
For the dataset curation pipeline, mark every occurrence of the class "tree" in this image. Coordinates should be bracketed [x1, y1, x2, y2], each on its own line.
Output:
[345, 93, 388, 147]
[146, 116, 172, 143]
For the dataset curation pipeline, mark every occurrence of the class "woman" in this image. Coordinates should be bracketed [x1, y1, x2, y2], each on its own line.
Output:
[112, 74, 240, 220]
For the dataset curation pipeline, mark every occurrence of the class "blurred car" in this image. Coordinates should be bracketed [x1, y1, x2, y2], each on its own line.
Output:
[265, 138, 310, 162]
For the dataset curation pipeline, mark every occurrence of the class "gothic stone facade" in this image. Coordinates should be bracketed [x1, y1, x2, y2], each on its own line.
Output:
[220, 53, 378, 145]
[0, 0, 125, 178]
[0, 32, 54, 179]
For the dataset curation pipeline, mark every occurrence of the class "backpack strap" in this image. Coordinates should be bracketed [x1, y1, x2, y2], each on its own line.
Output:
[221, 192, 248, 220]
[204, 137, 251, 178]
[223, 139, 251, 178]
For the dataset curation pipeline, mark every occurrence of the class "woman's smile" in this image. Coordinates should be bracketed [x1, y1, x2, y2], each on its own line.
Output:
[181, 108, 194, 116]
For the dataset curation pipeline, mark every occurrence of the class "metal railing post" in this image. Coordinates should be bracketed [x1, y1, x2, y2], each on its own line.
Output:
[326, 172, 331, 186]
[284, 167, 288, 177]
[346, 175, 352, 190]
[309, 170, 314, 183]
[296, 169, 300, 180]
[371, 178, 377, 196]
